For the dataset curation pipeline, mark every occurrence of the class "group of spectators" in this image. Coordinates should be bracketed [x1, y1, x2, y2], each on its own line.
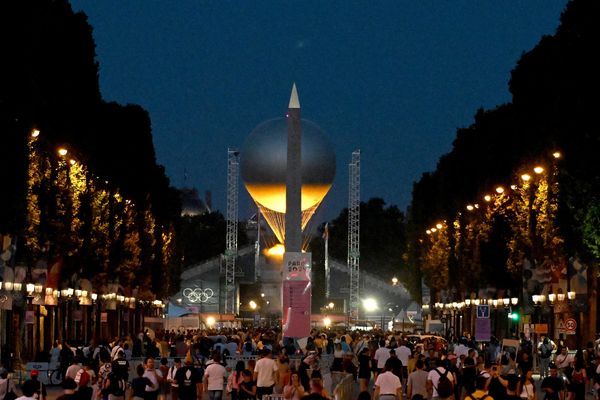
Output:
[5, 326, 600, 400]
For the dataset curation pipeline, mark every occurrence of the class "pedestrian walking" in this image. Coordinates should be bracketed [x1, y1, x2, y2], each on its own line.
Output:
[204, 352, 227, 400]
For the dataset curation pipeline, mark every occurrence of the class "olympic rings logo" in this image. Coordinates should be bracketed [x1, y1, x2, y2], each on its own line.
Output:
[182, 288, 214, 303]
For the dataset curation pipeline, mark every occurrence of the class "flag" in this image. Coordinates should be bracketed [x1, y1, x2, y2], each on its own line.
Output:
[322, 223, 329, 241]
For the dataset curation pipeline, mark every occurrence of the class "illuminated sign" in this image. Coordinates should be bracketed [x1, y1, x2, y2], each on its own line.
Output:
[182, 287, 214, 303]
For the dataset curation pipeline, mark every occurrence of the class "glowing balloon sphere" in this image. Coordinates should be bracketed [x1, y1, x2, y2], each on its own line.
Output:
[241, 117, 336, 242]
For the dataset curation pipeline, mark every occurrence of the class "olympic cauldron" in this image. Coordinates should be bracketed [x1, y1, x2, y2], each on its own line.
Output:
[241, 117, 336, 244]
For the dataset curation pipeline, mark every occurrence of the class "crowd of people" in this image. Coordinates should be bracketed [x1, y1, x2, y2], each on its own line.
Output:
[2, 327, 600, 400]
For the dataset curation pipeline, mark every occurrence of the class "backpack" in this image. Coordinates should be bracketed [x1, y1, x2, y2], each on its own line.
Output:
[99, 346, 111, 362]
[76, 369, 91, 387]
[434, 368, 454, 398]
[106, 372, 126, 396]
[540, 344, 551, 359]
[469, 395, 491, 400]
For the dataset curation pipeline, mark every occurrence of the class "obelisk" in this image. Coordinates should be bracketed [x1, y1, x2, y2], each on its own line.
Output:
[285, 83, 302, 252]
[282, 83, 311, 338]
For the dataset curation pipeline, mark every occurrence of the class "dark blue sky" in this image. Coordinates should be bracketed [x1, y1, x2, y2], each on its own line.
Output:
[70, 0, 568, 222]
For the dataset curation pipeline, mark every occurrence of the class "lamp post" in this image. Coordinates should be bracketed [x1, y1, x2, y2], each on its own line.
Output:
[0, 281, 16, 370]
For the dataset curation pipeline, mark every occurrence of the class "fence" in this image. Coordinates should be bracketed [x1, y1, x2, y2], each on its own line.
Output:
[332, 372, 354, 400]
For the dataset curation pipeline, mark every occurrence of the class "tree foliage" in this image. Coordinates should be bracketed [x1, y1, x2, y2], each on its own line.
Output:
[408, 0, 600, 300]
[0, 0, 181, 298]
[309, 198, 415, 306]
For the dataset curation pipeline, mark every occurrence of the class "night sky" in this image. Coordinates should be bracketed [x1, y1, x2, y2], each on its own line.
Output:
[70, 1, 568, 222]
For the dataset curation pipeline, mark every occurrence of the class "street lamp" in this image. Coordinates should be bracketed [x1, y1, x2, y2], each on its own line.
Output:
[391, 277, 398, 286]
[249, 300, 257, 310]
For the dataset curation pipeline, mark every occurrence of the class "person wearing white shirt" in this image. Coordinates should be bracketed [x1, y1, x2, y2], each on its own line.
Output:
[204, 353, 227, 400]
[143, 357, 161, 400]
[0, 368, 18, 400]
[374, 358, 403, 400]
[454, 342, 470, 359]
[111, 339, 124, 361]
[426, 362, 455, 399]
[254, 348, 279, 399]
[555, 347, 573, 371]
[374, 340, 391, 379]
[395, 341, 412, 388]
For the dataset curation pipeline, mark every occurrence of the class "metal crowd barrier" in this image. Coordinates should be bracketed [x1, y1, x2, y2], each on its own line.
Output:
[262, 395, 285, 400]
[332, 372, 354, 400]
[224, 355, 305, 370]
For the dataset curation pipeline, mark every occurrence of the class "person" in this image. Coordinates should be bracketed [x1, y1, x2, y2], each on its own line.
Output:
[357, 391, 372, 400]
[0, 367, 18, 400]
[56, 378, 78, 400]
[143, 357, 162, 400]
[111, 351, 129, 383]
[167, 358, 181, 400]
[407, 360, 428, 400]
[97, 353, 113, 400]
[254, 348, 278, 399]
[131, 364, 156, 400]
[238, 370, 257, 400]
[374, 358, 402, 400]
[487, 364, 507, 400]
[387, 350, 403, 379]
[427, 359, 455, 400]
[275, 350, 291, 394]
[174, 354, 202, 400]
[518, 353, 533, 378]
[283, 371, 305, 400]
[110, 339, 124, 361]
[539, 338, 554, 379]
[396, 341, 412, 388]
[342, 352, 358, 380]
[59, 341, 75, 381]
[570, 351, 586, 400]
[309, 378, 330, 400]
[465, 375, 492, 400]
[27, 369, 47, 400]
[229, 360, 246, 400]
[463, 350, 478, 395]
[340, 336, 351, 354]
[331, 339, 344, 372]
[159, 358, 170, 400]
[519, 370, 536, 400]
[375, 340, 392, 380]
[15, 379, 37, 400]
[65, 357, 83, 381]
[204, 351, 227, 400]
[75, 362, 95, 400]
[555, 347, 573, 376]
[49, 341, 61, 370]
[541, 364, 565, 400]
[358, 347, 372, 392]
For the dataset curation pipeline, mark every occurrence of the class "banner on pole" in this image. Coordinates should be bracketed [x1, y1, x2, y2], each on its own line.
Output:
[282, 252, 311, 338]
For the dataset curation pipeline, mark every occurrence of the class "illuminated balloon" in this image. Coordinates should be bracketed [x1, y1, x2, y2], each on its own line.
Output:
[241, 117, 335, 244]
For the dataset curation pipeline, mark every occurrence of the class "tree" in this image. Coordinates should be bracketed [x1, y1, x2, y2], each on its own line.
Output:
[309, 197, 412, 307]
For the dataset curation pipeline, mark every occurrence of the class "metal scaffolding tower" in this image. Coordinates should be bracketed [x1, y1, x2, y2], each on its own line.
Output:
[224, 148, 239, 314]
[348, 150, 361, 320]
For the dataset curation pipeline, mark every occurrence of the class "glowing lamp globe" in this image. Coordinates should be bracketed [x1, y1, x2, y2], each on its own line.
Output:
[241, 117, 335, 243]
